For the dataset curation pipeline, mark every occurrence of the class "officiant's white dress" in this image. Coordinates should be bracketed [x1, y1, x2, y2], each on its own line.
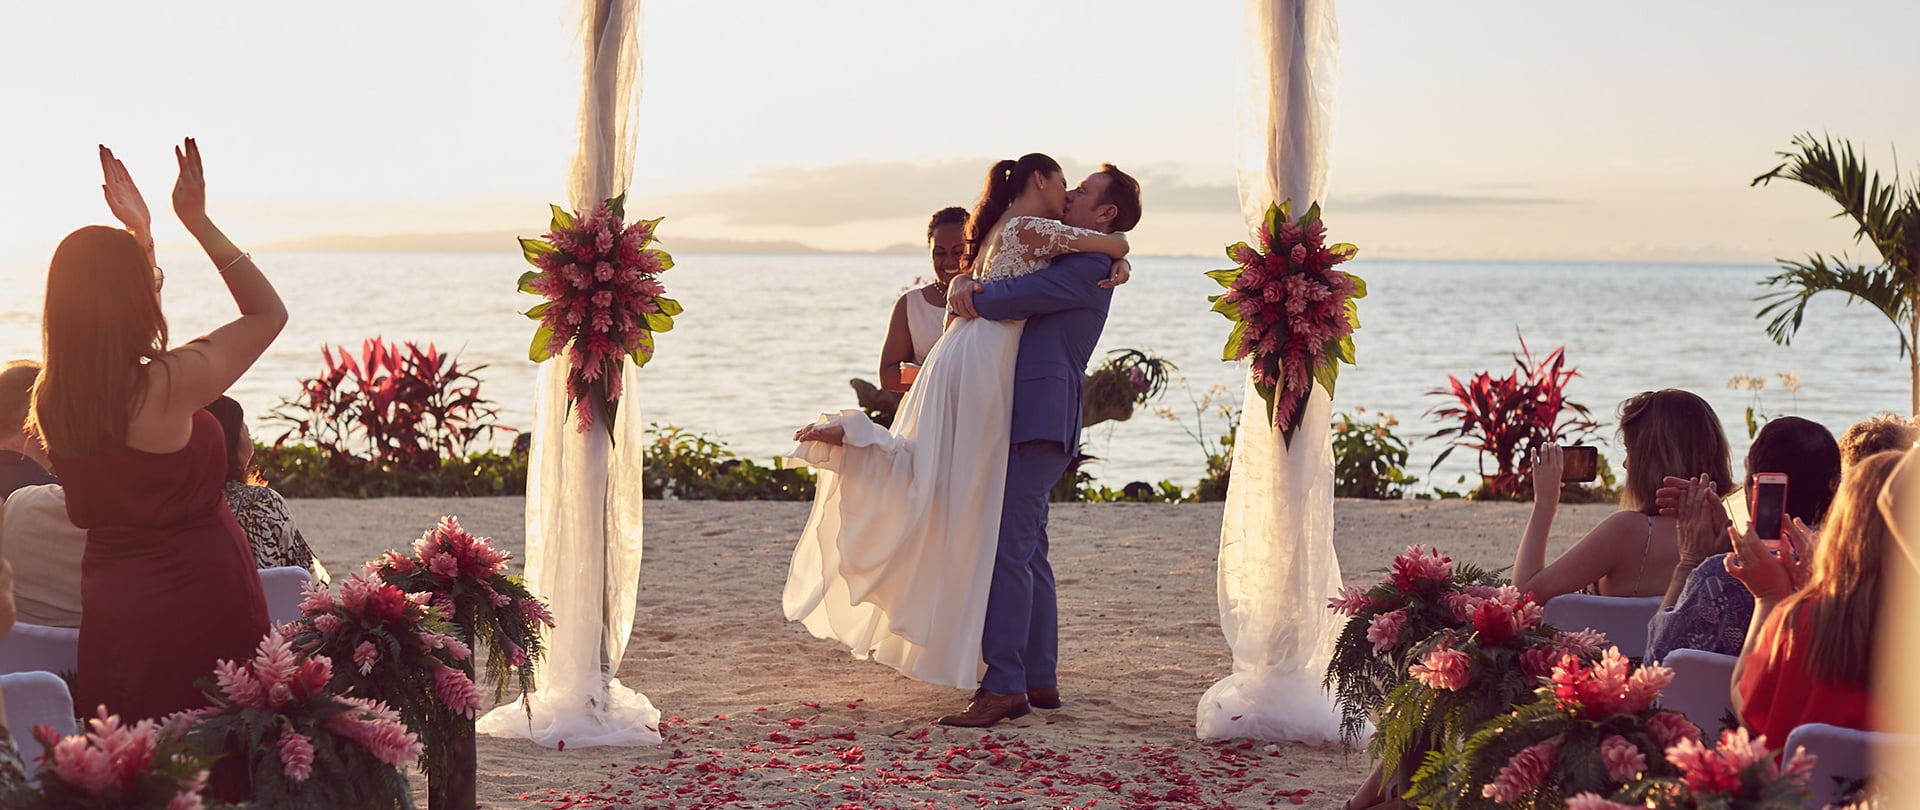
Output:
[784, 215, 1104, 688]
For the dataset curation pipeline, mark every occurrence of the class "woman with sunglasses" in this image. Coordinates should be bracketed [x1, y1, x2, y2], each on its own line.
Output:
[30, 140, 285, 742]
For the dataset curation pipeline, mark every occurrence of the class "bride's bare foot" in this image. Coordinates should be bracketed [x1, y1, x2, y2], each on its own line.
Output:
[795, 424, 846, 446]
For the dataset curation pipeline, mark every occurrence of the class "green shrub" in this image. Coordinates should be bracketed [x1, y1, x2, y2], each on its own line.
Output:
[1332, 408, 1417, 499]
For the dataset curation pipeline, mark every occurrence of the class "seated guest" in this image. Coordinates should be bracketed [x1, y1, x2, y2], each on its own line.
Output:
[0, 362, 54, 498]
[205, 396, 324, 581]
[1646, 416, 1841, 661]
[0, 360, 86, 628]
[1839, 412, 1916, 468]
[1729, 451, 1899, 745]
[0, 556, 29, 791]
[879, 207, 970, 393]
[1514, 389, 1733, 601]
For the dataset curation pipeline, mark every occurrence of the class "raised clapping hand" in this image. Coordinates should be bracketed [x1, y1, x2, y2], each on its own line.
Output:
[1726, 515, 1813, 602]
[99, 145, 153, 242]
[1098, 258, 1131, 289]
[171, 137, 209, 230]
[1672, 474, 1730, 564]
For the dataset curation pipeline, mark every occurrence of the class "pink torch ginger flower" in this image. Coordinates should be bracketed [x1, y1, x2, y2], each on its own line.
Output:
[313, 614, 343, 635]
[1365, 609, 1408, 653]
[1666, 733, 1744, 794]
[325, 697, 423, 767]
[1621, 659, 1675, 714]
[354, 641, 379, 675]
[1481, 735, 1562, 803]
[1599, 734, 1647, 782]
[432, 666, 483, 719]
[1389, 545, 1453, 591]
[1645, 710, 1701, 749]
[1409, 645, 1472, 691]
[1554, 628, 1607, 657]
[214, 660, 266, 709]
[297, 581, 336, 615]
[278, 729, 315, 782]
[1326, 585, 1372, 617]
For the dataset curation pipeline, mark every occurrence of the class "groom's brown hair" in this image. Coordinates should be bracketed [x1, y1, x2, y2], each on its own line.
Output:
[1095, 164, 1142, 233]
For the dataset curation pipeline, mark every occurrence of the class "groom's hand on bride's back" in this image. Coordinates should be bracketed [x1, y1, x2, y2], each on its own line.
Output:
[947, 277, 984, 319]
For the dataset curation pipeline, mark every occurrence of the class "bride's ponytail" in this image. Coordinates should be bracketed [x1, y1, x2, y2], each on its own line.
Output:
[966, 153, 1062, 259]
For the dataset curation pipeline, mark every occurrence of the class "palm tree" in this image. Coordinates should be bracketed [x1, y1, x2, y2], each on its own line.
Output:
[1752, 133, 1920, 414]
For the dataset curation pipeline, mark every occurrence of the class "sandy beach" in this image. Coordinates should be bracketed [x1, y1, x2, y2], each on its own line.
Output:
[287, 497, 1611, 809]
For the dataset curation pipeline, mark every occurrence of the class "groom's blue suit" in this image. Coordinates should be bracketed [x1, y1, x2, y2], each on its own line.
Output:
[970, 250, 1114, 696]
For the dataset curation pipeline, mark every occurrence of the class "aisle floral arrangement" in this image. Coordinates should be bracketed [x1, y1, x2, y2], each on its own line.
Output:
[1207, 199, 1364, 444]
[370, 516, 553, 703]
[172, 626, 419, 809]
[518, 194, 679, 433]
[1371, 586, 1607, 791]
[1324, 544, 1506, 745]
[1577, 728, 1817, 809]
[3, 709, 225, 810]
[1418, 647, 1702, 809]
[286, 574, 480, 779]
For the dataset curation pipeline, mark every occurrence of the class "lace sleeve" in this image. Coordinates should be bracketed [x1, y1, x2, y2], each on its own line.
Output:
[1007, 216, 1109, 262]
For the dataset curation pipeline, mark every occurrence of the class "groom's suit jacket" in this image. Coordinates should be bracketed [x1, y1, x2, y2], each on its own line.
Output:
[972, 252, 1115, 450]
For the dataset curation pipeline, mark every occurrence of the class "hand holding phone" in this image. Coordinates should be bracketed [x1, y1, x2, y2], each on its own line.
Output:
[1751, 472, 1789, 549]
[1559, 445, 1598, 484]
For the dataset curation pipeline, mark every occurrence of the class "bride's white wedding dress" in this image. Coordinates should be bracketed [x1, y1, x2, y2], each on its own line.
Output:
[783, 215, 1104, 688]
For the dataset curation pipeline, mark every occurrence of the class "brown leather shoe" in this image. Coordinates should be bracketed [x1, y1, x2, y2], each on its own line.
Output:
[937, 689, 1029, 728]
[1027, 687, 1061, 710]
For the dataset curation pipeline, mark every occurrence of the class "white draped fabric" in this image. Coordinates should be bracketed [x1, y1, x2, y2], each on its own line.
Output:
[477, 0, 660, 749]
[1196, 0, 1348, 743]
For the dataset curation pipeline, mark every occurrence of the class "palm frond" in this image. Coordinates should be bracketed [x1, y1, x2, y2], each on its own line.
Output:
[1753, 132, 1914, 268]
[1756, 254, 1912, 355]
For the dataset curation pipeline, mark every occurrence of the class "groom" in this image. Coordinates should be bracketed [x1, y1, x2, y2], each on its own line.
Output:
[939, 163, 1143, 727]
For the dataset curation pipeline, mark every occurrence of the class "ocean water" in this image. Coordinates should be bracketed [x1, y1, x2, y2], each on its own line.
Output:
[0, 251, 1902, 491]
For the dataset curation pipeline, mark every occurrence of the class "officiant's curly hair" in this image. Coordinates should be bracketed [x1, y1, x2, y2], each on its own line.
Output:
[33, 226, 171, 457]
[967, 153, 1063, 251]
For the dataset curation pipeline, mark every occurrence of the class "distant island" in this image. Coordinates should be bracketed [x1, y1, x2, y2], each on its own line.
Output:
[257, 230, 928, 255]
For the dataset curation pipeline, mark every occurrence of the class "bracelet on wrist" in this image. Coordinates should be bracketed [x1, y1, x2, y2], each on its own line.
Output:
[218, 252, 251, 273]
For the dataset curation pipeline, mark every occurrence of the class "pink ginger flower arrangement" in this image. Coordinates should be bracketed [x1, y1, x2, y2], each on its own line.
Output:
[278, 728, 316, 782]
[1644, 710, 1702, 749]
[1409, 644, 1473, 691]
[1599, 734, 1648, 782]
[1366, 609, 1408, 652]
[1482, 734, 1563, 802]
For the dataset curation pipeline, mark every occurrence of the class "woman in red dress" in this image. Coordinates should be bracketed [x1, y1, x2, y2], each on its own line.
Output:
[31, 139, 287, 724]
[1728, 450, 1898, 746]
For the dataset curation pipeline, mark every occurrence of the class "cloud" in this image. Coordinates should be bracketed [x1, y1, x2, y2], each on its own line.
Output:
[1339, 192, 1569, 212]
[647, 159, 1243, 228]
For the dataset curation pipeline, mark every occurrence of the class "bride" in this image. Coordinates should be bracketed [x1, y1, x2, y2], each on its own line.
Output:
[783, 153, 1130, 688]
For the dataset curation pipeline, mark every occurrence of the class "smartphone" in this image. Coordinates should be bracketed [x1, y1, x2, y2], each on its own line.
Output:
[1751, 472, 1789, 546]
[1559, 445, 1598, 483]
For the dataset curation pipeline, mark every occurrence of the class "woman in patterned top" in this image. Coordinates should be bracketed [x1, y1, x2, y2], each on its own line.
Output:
[205, 396, 325, 582]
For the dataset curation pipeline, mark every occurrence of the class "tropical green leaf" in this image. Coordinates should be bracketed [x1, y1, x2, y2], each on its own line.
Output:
[528, 324, 555, 363]
[548, 204, 574, 232]
[606, 193, 628, 221]
[628, 330, 656, 368]
[642, 311, 675, 332]
[1207, 265, 1244, 286]
[520, 237, 558, 267]
[1313, 359, 1340, 400]
[1222, 320, 1249, 361]
[655, 296, 684, 317]
[1300, 201, 1323, 228]
[1348, 272, 1368, 299]
[517, 270, 542, 294]
[1329, 242, 1359, 262]
[1756, 253, 1911, 355]
[523, 301, 553, 320]
[1209, 293, 1240, 318]
[1332, 334, 1357, 365]
[1345, 297, 1362, 331]
[645, 249, 674, 272]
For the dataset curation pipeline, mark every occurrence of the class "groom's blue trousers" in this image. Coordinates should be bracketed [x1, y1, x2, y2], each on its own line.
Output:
[981, 439, 1072, 695]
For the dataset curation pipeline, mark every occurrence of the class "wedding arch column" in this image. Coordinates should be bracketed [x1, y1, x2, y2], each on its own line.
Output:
[1195, 0, 1346, 744]
[477, 0, 661, 749]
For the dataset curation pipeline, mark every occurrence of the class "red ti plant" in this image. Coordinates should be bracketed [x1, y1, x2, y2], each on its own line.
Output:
[271, 337, 508, 470]
[1425, 331, 1599, 499]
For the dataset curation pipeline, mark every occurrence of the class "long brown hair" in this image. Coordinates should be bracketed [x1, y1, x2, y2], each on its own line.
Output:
[205, 395, 262, 485]
[1767, 450, 1902, 690]
[32, 226, 170, 457]
[1617, 389, 1732, 514]
[966, 153, 1062, 253]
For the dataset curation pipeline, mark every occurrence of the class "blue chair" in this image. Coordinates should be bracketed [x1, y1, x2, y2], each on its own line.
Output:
[0, 622, 79, 676]
[1, 671, 78, 784]
[1654, 649, 1738, 733]
[1780, 722, 1911, 809]
[258, 565, 316, 625]
[1541, 594, 1664, 661]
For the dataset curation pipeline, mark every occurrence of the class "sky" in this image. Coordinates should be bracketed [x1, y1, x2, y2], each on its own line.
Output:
[1, 0, 1915, 264]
